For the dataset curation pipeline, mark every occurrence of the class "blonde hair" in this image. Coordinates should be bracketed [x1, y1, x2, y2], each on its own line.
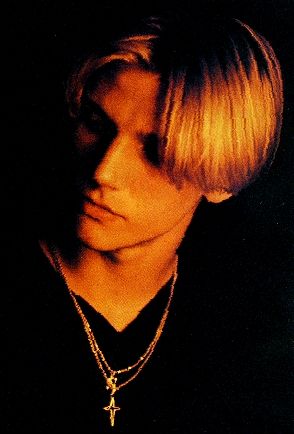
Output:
[66, 17, 283, 194]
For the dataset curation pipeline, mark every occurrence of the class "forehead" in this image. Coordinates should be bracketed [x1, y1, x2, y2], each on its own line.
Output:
[88, 68, 161, 133]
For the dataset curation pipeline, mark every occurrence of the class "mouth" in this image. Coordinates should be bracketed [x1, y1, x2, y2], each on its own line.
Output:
[81, 196, 123, 221]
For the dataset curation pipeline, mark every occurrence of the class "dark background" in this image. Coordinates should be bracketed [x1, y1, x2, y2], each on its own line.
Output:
[6, 0, 293, 270]
[5, 4, 294, 434]
[5, 2, 294, 430]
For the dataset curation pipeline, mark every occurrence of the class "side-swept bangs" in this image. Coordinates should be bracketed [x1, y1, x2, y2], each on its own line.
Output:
[66, 17, 283, 194]
[160, 20, 283, 194]
[66, 34, 157, 117]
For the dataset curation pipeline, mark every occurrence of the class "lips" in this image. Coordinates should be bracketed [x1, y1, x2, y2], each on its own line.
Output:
[81, 196, 123, 221]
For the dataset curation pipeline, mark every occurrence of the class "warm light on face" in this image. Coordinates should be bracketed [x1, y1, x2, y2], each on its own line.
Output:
[67, 18, 283, 196]
[73, 68, 202, 252]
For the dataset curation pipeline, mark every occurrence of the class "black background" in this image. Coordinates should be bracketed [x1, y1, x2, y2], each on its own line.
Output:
[5, 1, 294, 432]
[5, 1, 293, 292]
[7, 0, 293, 236]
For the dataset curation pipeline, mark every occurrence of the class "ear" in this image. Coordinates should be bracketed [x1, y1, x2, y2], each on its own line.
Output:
[204, 191, 233, 203]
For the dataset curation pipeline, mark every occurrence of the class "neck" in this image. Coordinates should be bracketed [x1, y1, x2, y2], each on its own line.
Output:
[41, 234, 179, 331]
[41, 215, 189, 331]
[51, 209, 189, 292]
[61, 235, 178, 294]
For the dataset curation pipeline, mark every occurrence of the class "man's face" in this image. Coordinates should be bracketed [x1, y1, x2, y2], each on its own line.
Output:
[73, 67, 202, 251]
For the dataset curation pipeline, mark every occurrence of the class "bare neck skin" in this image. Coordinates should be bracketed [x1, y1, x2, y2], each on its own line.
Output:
[41, 210, 194, 332]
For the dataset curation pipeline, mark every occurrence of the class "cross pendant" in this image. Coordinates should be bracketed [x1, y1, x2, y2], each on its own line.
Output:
[103, 395, 121, 427]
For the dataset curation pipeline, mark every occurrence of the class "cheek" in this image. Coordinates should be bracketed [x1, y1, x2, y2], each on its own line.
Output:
[136, 181, 200, 218]
[74, 125, 97, 151]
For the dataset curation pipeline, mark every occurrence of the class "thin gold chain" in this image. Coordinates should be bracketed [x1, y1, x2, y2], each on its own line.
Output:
[51, 247, 178, 393]
[67, 265, 177, 390]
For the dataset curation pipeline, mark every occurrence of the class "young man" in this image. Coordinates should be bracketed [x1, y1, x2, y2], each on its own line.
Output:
[8, 13, 290, 434]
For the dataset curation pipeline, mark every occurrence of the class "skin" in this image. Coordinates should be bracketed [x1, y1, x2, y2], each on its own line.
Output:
[74, 67, 203, 253]
[48, 67, 207, 331]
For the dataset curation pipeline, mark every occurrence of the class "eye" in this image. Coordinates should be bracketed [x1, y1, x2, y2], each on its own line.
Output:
[80, 105, 106, 134]
[142, 133, 161, 167]
[77, 100, 118, 147]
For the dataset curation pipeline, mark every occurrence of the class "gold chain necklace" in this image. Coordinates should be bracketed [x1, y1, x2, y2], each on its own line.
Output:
[51, 247, 178, 427]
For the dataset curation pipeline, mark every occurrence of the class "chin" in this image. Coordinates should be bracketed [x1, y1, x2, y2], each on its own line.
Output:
[77, 229, 118, 252]
[76, 215, 127, 252]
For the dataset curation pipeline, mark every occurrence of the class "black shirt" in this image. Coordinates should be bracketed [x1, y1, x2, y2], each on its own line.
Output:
[6, 234, 293, 434]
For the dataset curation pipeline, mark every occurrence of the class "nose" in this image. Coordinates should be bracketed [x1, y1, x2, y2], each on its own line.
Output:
[92, 133, 134, 190]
